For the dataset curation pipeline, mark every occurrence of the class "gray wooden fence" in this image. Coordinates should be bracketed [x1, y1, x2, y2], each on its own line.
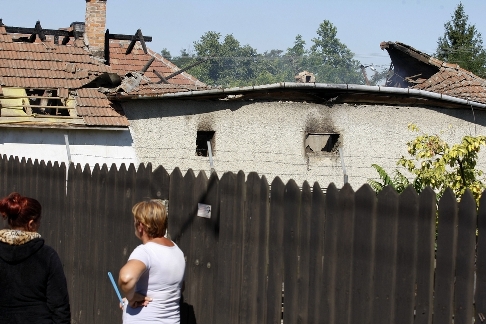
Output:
[0, 154, 485, 324]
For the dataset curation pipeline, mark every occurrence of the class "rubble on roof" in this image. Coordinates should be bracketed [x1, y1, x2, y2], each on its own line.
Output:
[381, 41, 486, 104]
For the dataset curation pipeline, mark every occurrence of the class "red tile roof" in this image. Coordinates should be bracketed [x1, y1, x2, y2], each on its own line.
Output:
[382, 41, 486, 104]
[108, 41, 204, 87]
[0, 24, 205, 127]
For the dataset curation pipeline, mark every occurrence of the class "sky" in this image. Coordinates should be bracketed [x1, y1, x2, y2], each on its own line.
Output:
[2, 0, 486, 70]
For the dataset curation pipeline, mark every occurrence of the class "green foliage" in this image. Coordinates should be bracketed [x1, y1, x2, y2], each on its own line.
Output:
[308, 20, 363, 84]
[160, 48, 172, 60]
[168, 20, 366, 87]
[435, 2, 486, 77]
[369, 124, 486, 204]
[368, 164, 421, 194]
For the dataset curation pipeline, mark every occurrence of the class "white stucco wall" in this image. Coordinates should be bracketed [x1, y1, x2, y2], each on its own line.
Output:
[0, 128, 137, 170]
[122, 99, 486, 190]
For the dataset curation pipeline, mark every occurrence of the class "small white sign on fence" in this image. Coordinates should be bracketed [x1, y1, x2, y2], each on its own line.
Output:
[197, 203, 211, 218]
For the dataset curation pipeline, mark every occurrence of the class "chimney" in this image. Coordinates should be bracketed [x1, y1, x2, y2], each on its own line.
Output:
[84, 0, 107, 58]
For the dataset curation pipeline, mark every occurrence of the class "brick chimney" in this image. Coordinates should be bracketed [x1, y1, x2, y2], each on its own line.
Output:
[84, 0, 107, 58]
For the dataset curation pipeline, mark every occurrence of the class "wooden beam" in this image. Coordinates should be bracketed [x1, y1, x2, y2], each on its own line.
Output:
[153, 69, 169, 84]
[107, 33, 152, 42]
[125, 29, 148, 55]
[5, 23, 70, 38]
[164, 57, 209, 80]
[141, 57, 155, 73]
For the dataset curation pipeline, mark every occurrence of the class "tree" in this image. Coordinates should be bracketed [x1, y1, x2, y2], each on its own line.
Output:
[308, 20, 363, 84]
[160, 48, 172, 60]
[369, 124, 486, 204]
[188, 32, 260, 87]
[435, 2, 486, 77]
[169, 20, 366, 86]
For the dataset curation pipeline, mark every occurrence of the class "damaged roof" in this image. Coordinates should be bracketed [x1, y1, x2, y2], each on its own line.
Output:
[0, 21, 205, 128]
[381, 41, 486, 104]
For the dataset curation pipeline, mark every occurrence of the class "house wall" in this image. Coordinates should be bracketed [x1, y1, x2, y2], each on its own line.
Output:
[122, 99, 486, 189]
[0, 128, 137, 169]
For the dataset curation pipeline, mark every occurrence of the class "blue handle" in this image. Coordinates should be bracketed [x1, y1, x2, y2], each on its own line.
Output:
[108, 272, 123, 304]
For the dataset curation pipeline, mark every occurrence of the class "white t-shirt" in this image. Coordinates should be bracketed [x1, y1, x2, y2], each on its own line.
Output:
[123, 242, 186, 324]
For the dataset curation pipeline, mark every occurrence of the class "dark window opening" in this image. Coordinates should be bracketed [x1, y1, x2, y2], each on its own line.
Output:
[305, 133, 340, 153]
[196, 131, 215, 157]
[305, 75, 311, 82]
[24, 89, 70, 116]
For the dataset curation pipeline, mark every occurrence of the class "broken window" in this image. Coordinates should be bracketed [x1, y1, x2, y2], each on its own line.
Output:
[196, 131, 215, 157]
[0, 88, 73, 117]
[305, 133, 340, 153]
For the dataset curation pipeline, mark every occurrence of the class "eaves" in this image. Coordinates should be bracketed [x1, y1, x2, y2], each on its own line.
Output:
[107, 82, 486, 111]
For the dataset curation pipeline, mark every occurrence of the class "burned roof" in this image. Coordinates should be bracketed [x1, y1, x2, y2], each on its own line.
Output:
[0, 20, 205, 128]
[381, 41, 486, 104]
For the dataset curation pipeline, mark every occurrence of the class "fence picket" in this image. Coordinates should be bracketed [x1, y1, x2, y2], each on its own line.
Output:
[454, 190, 476, 324]
[297, 181, 312, 324]
[267, 177, 285, 324]
[309, 182, 326, 324]
[322, 183, 339, 324]
[372, 186, 399, 324]
[433, 189, 458, 324]
[240, 172, 267, 323]
[215, 172, 242, 324]
[350, 184, 376, 324]
[394, 186, 419, 324]
[414, 187, 436, 324]
[476, 191, 486, 323]
[283, 179, 302, 324]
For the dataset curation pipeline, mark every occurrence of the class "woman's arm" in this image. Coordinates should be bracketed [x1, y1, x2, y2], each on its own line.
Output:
[118, 260, 151, 307]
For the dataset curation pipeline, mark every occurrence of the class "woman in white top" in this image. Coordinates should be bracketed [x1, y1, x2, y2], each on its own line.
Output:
[119, 199, 186, 324]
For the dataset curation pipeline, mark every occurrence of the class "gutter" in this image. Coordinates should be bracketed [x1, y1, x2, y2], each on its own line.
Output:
[108, 82, 486, 110]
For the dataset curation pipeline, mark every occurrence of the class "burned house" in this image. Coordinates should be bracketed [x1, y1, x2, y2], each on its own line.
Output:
[0, 0, 205, 167]
[111, 41, 486, 188]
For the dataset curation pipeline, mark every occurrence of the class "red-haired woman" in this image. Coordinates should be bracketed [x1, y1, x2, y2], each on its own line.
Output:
[0, 192, 71, 324]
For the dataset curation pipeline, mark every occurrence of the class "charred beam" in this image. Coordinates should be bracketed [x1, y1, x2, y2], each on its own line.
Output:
[5, 22, 70, 38]
[141, 57, 155, 73]
[153, 69, 169, 84]
[107, 33, 152, 42]
[163, 57, 209, 81]
[125, 29, 148, 55]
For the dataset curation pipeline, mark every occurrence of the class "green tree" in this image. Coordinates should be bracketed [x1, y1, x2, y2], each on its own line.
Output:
[285, 34, 307, 78]
[308, 20, 363, 84]
[160, 48, 172, 60]
[435, 2, 486, 77]
[188, 31, 260, 87]
[369, 124, 486, 204]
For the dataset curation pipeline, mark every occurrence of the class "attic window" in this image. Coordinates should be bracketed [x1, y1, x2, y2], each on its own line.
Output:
[24, 89, 71, 116]
[196, 131, 215, 157]
[0, 88, 73, 117]
[305, 133, 340, 153]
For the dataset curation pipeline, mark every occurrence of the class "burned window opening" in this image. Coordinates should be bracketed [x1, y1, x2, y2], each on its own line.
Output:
[305, 133, 340, 153]
[23, 89, 70, 116]
[196, 131, 215, 157]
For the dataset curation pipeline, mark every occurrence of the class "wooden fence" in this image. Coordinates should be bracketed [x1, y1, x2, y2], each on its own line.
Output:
[1, 154, 486, 324]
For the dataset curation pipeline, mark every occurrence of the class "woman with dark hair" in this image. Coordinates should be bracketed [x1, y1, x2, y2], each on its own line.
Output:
[0, 192, 71, 324]
[119, 199, 185, 323]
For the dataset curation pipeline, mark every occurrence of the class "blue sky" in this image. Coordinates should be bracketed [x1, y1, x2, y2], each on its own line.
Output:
[3, 0, 486, 69]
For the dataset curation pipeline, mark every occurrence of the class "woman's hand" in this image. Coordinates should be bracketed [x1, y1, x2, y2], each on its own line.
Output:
[127, 293, 153, 308]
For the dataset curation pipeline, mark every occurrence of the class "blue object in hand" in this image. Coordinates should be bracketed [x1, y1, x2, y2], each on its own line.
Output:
[108, 272, 124, 305]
